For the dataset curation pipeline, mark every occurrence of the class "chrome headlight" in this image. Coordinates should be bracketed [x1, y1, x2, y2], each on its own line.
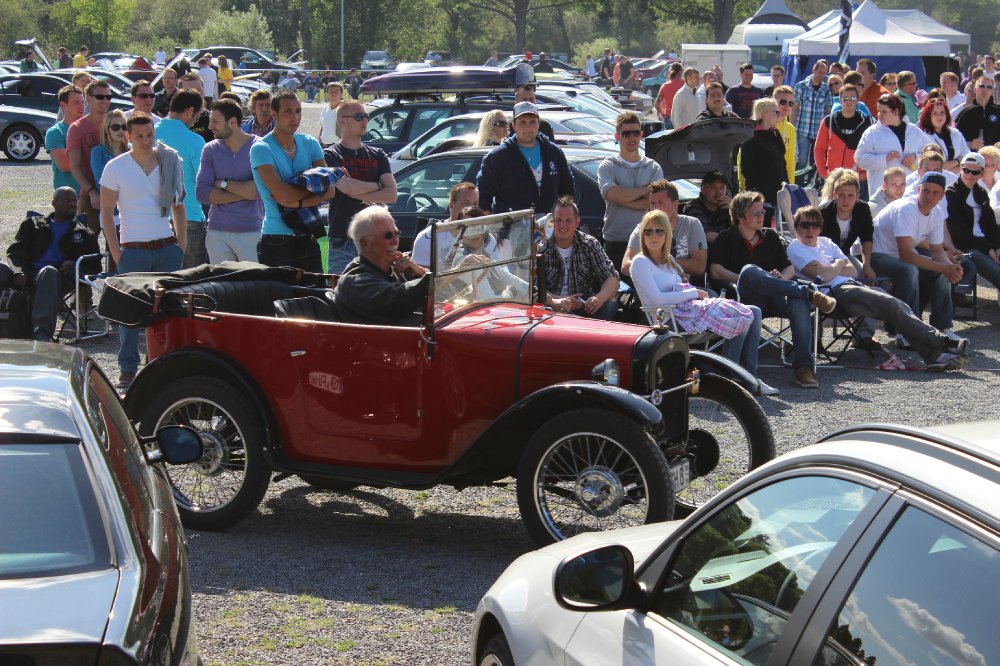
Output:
[591, 359, 620, 386]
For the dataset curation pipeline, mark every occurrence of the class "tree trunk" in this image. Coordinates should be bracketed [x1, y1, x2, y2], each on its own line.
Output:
[300, 0, 311, 66]
[554, 8, 571, 59]
[514, 0, 529, 52]
[713, 0, 737, 43]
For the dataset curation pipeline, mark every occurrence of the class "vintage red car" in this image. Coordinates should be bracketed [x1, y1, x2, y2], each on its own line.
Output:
[121, 210, 774, 545]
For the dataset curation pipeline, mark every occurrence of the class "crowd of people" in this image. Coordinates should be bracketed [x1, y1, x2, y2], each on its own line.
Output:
[9, 47, 1000, 393]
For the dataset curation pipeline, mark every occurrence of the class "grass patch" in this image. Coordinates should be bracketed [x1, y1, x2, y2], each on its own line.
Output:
[295, 592, 326, 614]
[335, 639, 357, 652]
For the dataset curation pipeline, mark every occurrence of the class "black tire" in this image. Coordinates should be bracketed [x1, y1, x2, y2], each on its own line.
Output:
[139, 376, 270, 530]
[297, 475, 358, 492]
[2, 124, 42, 162]
[479, 633, 514, 666]
[676, 374, 775, 516]
[516, 408, 674, 546]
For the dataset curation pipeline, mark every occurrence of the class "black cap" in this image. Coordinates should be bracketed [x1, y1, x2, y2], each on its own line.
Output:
[702, 170, 728, 185]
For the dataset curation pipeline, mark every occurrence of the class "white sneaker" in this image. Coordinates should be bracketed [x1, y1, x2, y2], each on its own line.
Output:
[943, 328, 964, 342]
[895, 334, 913, 350]
[757, 379, 780, 396]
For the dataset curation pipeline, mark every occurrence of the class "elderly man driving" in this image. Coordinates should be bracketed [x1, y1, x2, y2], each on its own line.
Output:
[333, 205, 430, 325]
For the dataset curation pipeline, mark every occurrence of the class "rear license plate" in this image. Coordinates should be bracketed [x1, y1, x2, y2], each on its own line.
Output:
[670, 459, 691, 491]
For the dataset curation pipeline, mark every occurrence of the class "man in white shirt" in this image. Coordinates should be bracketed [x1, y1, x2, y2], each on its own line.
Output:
[941, 72, 966, 113]
[670, 68, 702, 130]
[99, 113, 187, 388]
[412, 183, 486, 269]
[198, 57, 218, 102]
[788, 205, 967, 371]
[870, 173, 964, 338]
[154, 47, 167, 67]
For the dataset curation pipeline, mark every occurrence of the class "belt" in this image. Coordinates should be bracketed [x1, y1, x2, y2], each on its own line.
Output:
[120, 236, 177, 250]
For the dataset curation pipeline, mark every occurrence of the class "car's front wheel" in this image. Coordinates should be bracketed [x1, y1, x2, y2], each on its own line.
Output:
[479, 633, 513, 666]
[139, 376, 271, 530]
[516, 408, 674, 545]
[2, 124, 42, 162]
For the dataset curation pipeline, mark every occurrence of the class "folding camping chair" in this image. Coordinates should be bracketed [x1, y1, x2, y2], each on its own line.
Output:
[775, 183, 820, 239]
[56, 252, 111, 344]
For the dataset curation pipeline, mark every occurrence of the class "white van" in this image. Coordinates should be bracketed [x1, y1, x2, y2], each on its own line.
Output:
[680, 44, 752, 89]
[729, 22, 806, 87]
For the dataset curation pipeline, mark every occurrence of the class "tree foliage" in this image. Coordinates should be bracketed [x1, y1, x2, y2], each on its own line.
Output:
[50, 0, 136, 50]
[191, 7, 275, 52]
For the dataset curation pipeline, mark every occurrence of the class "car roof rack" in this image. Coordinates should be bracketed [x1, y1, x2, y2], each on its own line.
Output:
[361, 66, 519, 96]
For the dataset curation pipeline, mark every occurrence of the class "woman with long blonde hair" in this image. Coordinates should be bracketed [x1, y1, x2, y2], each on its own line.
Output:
[630, 210, 776, 395]
[474, 110, 510, 147]
[90, 109, 129, 189]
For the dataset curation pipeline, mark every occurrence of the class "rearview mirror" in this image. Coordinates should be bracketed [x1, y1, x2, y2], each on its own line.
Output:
[145, 425, 203, 465]
[554, 544, 636, 611]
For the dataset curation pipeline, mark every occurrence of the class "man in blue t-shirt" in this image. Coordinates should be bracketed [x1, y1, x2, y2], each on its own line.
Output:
[156, 89, 207, 267]
[45, 85, 84, 193]
[250, 91, 336, 272]
[0, 187, 100, 341]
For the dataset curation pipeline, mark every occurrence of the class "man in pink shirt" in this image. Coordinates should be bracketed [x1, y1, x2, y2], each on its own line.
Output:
[67, 79, 112, 231]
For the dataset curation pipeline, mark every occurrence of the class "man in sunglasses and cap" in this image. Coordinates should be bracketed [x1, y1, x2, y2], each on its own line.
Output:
[955, 74, 1000, 148]
[324, 100, 398, 274]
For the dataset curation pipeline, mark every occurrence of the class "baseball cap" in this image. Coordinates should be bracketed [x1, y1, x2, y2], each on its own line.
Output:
[701, 170, 728, 186]
[919, 172, 947, 188]
[961, 152, 986, 169]
[513, 101, 539, 119]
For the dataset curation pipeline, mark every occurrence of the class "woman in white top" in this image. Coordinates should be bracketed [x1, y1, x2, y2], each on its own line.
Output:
[629, 211, 778, 396]
[854, 93, 928, 194]
[918, 98, 969, 173]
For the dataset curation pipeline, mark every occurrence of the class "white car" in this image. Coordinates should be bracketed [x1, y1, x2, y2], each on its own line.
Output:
[472, 422, 1000, 666]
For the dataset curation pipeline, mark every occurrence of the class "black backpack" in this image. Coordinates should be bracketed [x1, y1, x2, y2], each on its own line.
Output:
[0, 288, 30, 339]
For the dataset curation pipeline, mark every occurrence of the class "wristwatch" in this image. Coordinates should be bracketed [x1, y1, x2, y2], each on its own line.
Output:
[219, 180, 229, 190]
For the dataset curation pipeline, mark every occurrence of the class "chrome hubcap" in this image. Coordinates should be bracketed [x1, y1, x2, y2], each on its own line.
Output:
[574, 466, 623, 517]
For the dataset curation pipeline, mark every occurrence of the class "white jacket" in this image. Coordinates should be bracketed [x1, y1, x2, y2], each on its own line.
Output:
[922, 126, 971, 164]
[671, 85, 702, 129]
[854, 121, 929, 194]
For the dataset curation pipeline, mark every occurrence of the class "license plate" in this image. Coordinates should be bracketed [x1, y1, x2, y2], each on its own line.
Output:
[670, 459, 691, 491]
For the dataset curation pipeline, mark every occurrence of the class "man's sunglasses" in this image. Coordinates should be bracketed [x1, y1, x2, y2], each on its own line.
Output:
[962, 167, 983, 176]
[978, 84, 995, 90]
[777, 99, 795, 107]
[89, 93, 113, 101]
[134, 93, 154, 99]
[346, 112, 369, 121]
[619, 129, 642, 138]
[642, 227, 666, 236]
[748, 209, 766, 217]
[109, 123, 126, 132]
[382, 229, 401, 239]
[796, 221, 822, 229]
[841, 97, 859, 102]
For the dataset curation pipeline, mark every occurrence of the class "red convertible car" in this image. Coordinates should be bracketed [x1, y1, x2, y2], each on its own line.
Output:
[119, 210, 774, 545]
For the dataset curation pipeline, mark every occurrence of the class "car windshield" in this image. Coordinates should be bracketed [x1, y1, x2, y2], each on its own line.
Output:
[366, 51, 390, 60]
[0, 442, 112, 579]
[557, 117, 616, 134]
[431, 209, 535, 315]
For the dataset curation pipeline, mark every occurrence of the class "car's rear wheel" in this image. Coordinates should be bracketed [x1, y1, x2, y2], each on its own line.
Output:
[2, 124, 42, 162]
[675, 374, 775, 516]
[479, 633, 513, 666]
[140, 376, 270, 530]
[516, 408, 674, 546]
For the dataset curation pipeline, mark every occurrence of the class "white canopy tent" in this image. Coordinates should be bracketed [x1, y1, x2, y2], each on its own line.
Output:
[882, 10, 970, 52]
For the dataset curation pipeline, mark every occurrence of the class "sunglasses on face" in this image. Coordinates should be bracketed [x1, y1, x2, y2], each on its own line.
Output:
[643, 227, 666, 236]
[777, 99, 796, 106]
[108, 123, 126, 132]
[619, 129, 642, 138]
[89, 94, 113, 101]
[493, 120, 509, 127]
[841, 97, 859, 102]
[978, 84, 995, 90]
[346, 112, 369, 121]
[382, 229, 401, 240]
[134, 93, 154, 99]
[962, 167, 983, 175]
[797, 221, 822, 229]
[749, 209, 766, 217]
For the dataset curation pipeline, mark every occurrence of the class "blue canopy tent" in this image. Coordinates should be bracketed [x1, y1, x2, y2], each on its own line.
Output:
[780, 0, 950, 87]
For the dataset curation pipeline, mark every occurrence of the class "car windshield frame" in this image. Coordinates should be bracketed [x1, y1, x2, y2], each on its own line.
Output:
[428, 209, 537, 322]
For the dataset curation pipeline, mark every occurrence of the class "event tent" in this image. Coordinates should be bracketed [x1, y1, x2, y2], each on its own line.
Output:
[781, 0, 950, 86]
[745, 0, 809, 27]
[809, 7, 970, 52]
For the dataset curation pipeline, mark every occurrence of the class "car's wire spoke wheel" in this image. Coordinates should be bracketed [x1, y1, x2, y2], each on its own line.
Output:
[517, 408, 673, 545]
[675, 375, 775, 516]
[140, 376, 270, 530]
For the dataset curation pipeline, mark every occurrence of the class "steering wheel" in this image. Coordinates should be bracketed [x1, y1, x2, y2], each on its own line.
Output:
[410, 193, 438, 211]
[366, 128, 386, 140]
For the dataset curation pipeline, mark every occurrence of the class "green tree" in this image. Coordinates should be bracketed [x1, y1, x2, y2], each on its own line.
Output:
[649, 0, 758, 44]
[0, 0, 39, 60]
[191, 7, 275, 52]
[52, 0, 136, 50]
[461, 0, 585, 52]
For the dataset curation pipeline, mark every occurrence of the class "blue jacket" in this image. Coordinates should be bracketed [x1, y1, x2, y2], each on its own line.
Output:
[476, 133, 575, 215]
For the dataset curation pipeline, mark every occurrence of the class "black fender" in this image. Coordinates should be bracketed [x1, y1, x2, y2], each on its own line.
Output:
[442, 380, 665, 485]
[688, 349, 760, 395]
[123, 348, 280, 454]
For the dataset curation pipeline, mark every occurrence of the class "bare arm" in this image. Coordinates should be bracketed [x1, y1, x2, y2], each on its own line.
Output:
[223, 179, 259, 200]
[363, 172, 398, 204]
[100, 188, 121, 263]
[897, 236, 962, 280]
[51, 147, 71, 173]
[171, 203, 187, 252]
[710, 262, 740, 284]
[676, 248, 707, 277]
[621, 247, 638, 276]
[255, 163, 333, 208]
[69, 148, 92, 192]
[798, 258, 854, 282]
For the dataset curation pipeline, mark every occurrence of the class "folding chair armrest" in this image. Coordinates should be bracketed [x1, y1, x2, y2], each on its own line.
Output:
[74, 252, 109, 282]
[640, 305, 680, 330]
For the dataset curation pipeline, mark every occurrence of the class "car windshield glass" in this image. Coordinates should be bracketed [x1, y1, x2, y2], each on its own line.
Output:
[573, 158, 603, 181]
[414, 118, 482, 158]
[431, 209, 535, 315]
[0, 442, 112, 579]
[559, 117, 616, 134]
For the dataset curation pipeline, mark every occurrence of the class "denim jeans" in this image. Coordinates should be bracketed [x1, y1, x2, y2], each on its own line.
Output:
[871, 252, 953, 331]
[117, 243, 184, 374]
[720, 304, 762, 376]
[327, 237, 358, 274]
[184, 222, 208, 268]
[795, 133, 816, 170]
[257, 234, 323, 273]
[967, 249, 1000, 292]
[574, 297, 619, 321]
[735, 264, 814, 369]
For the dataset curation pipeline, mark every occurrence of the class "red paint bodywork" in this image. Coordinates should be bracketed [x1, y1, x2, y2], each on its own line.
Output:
[146, 304, 649, 474]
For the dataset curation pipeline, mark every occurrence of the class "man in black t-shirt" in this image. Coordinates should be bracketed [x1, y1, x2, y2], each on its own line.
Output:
[324, 100, 398, 273]
[725, 63, 765, 119]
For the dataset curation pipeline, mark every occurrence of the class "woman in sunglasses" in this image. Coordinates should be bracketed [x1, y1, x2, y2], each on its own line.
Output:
[854, 93, 929, 195]
[474, 110, 510, 147]
[814, 83, 874, 186]
[630, 210, 777, 396]
[738, 97, 785, 228]
[90, 110, 129, 213]
[918, 99, 969, 173]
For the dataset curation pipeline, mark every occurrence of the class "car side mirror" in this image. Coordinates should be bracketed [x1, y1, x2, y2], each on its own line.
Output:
[143, 425, 203, 465]
[554, 544, 638, 611]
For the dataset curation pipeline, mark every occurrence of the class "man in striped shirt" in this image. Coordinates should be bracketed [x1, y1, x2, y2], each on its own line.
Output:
[792, 60, 833, 170]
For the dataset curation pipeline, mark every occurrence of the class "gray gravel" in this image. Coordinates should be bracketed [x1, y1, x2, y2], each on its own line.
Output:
[2, 103, 999, 666]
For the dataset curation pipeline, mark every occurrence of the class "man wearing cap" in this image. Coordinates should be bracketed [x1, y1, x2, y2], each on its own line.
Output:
[871, 172, 965, 340]
[954, 74, 1000, 148]
[513, 85, 554, 140]
[945, 152, 1000, 296]
[684, 171, 732, 242]
[477, 101, 575, 217]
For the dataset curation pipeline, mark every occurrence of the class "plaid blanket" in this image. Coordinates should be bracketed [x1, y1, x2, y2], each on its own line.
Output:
[281, 167, 345, 237]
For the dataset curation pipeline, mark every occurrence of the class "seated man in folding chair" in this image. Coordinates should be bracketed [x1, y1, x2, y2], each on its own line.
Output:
[708, 190, 837, 388]
[788, 205, 969, 372]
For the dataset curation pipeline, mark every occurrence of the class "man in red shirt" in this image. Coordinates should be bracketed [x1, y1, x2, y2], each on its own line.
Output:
[654, 62, 684, 128]
[67, 79, 112, 231]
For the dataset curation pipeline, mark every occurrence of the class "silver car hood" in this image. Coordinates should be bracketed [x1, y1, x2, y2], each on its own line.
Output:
[536, 520, 685, 568]
[0, 568, 119, 644]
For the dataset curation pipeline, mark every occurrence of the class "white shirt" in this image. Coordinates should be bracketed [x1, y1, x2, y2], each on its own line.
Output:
[872, 196, 945, 257]
[556, 245, 573, 295]
[947, 92, 966, 114]
[412, 223, 498, 269]
[100, 153, 174, 242]
[967, 190, 984, 237]
[787, 236, 851, 290]
[630, 254, 697, 307]
[199, 66, 218, 97]
[154, 49, 167, 66]
[125, 108, 160, 125]
[319, 105, 339, 144]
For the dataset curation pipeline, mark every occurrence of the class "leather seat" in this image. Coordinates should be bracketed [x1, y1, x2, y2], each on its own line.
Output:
[274, 295, 340, 322]
[172, 280, 296, 316]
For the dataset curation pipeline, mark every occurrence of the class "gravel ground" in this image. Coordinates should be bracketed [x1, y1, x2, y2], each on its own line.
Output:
[2, 103, 999, 666]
